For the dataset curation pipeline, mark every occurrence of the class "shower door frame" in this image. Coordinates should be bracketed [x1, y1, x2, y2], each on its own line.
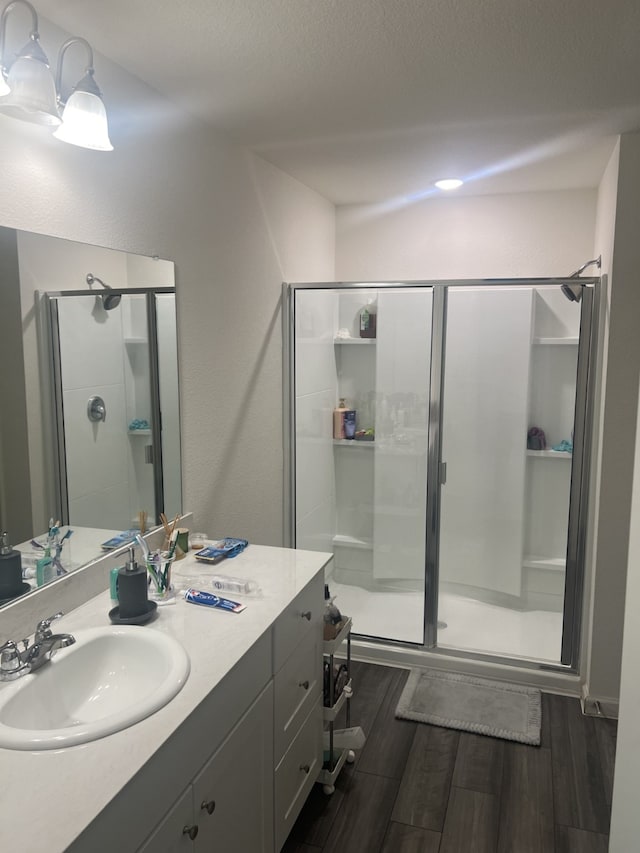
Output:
[284, 277, 599, 675]
[42, 287, 178, 528]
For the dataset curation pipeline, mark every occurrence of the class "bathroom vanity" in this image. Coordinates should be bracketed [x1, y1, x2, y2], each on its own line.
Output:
[0, 544, 332, 853]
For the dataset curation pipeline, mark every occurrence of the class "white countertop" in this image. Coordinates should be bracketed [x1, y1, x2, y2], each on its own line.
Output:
[0, 544, 332, 853]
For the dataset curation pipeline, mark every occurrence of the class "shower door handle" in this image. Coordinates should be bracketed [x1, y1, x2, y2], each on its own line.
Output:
[439, 461, 447, 485]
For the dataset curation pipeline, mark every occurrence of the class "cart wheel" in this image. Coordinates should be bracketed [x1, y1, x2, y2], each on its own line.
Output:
[323, 784, 335, 795]
[346, 750, 356, 764]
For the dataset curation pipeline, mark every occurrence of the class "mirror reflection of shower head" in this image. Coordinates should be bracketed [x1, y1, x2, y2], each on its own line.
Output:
[86, 272, 121, 310]
[562, 256, 602, 302]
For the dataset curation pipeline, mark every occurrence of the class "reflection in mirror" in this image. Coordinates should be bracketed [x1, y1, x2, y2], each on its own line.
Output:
[0, 228, 181, 609]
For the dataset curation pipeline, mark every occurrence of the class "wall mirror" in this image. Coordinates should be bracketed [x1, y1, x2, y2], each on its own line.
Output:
[0, 227, 182, 608]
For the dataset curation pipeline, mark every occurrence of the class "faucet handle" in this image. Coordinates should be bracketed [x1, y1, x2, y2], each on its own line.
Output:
[0, 640, 21, 672]
[35, 611, 64, 641]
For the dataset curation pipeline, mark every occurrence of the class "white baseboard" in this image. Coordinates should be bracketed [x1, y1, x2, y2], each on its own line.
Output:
[581, 683, 619, 719]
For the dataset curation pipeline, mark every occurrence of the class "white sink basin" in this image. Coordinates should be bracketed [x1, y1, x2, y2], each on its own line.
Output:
[0, 626, 190, 750]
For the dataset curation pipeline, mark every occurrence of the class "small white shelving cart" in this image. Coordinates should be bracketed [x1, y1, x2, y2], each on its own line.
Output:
[317, 617, 366, 795]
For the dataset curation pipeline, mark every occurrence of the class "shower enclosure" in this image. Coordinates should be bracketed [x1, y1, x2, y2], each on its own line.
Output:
[284, 278, 597, 671]
[42, 288, 181, 531]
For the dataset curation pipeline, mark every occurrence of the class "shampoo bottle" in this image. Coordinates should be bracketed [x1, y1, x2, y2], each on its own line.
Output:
[333, 398, 349, 439]
[359, 298, 377, 338]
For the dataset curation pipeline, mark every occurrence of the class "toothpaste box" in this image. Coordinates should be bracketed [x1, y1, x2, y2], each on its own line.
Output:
[194, 538, 248, 563]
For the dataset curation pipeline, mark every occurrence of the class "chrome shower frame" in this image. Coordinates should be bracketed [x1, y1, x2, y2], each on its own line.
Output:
[283, 276, 600, 684]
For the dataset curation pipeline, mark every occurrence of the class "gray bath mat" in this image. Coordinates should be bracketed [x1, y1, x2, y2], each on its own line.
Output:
[395, 668, 541, 745]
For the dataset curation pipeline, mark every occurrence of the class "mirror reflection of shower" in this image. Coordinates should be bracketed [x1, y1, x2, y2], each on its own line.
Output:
[45, 289, 181, 531]
[86, 272, 122, 310]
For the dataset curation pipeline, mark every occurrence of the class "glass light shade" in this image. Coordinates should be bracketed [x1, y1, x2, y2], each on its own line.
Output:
[53, 90, 113, 151]
[0, 55, 60, 125]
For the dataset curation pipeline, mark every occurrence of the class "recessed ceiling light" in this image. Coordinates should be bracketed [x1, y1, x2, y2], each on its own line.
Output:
[434, 178, 463, 191]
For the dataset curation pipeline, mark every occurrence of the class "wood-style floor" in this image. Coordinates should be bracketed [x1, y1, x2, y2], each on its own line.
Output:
[283, 662, 617, 853]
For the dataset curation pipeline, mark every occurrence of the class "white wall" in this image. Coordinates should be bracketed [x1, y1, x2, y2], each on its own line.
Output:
[608, 372, 640, 851]
[0, 16, 335, 548]
[587, 133, 640, 708]
[336, 189, 596, 280]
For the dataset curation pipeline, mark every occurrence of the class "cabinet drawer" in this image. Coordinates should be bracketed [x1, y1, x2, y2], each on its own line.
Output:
[275, 702, 322, 852]
[274, 625, 322, 762]
[273, 572, 323, 671]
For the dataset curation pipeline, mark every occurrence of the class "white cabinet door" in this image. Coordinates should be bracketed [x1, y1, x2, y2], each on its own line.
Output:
[137, 785, 195, 853]
[192, 682, 274, 853]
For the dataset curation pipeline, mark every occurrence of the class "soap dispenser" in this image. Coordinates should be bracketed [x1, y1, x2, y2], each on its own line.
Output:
[0, 531, 26, 601]
[113, 546, 150, 621]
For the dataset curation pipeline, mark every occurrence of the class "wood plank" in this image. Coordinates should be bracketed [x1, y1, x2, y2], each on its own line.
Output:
[356, 667, 418, 779]
[280, 840, 322, 853]
[547, 693, 610, 833]
[322, 770, 400, 853]
[540, 691, 553, 749]
[452, 732, 504, 795]
[287, 776, 347, 848]
[440, 787, 499, 853]
[555, 825, 609, 853]
[593, 715, 618, 807]
[334, 660, 400, 736]
[391, 723, 459, 831]
[497, 742, 554, 853]
[381, 821, 442, 853]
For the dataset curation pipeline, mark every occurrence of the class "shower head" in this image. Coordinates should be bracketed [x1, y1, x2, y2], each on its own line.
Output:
[86, 272, 121, 310]
[562, 256, 602, 302]
[561, 282, 583, 303]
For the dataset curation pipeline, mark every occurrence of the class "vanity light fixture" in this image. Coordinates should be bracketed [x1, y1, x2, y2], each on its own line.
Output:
[434, 178, 464, 191]
[53, 38, 113, 151]
[0, 1, 113, 149]
[0, 0, 60, 125]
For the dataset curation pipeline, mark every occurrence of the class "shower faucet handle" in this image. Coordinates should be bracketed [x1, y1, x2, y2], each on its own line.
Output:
[87, 395, 107, 422]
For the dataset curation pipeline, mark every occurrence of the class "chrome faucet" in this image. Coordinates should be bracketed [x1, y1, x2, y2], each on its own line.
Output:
[0, 612, 76, 680]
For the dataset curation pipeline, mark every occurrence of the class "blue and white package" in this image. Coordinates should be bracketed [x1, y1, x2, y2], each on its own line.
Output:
[194, 537, 249, 563]
[184, 588, 246, 613]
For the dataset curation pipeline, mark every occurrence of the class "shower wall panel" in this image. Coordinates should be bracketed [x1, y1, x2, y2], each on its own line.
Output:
[373, 289, 431, 582]
[439, 287, 533, 599]
[294, 290, 337, 554]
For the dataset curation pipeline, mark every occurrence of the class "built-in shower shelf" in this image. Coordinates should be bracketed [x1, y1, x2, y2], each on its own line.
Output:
[332, 534, 373, 550]
[522, 556, 566, 572]
[124, 337, 148, 345]
[333, 439, 375, 447]
[333, 338, 376, 345]
[532, 336, 578, 345]
[527, 450, 572, 459]
[128, 429, 151, 435]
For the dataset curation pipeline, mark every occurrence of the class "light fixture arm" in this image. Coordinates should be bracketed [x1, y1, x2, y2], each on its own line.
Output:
[0, 0, 40, 73]
[55, 36, 101, 103]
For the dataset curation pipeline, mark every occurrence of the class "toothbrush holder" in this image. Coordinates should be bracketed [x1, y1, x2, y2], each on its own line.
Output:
[145, 552, 176, 605]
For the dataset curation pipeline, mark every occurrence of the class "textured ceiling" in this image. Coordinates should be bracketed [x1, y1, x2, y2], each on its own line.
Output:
[34, 0, 640, 203]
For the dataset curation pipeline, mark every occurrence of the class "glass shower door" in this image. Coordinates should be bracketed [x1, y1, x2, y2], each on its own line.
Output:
[292, 285, 433, 644]
[436, 284, 583, 663]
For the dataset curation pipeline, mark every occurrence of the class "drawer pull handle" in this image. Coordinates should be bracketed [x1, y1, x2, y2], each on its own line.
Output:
[183, 824, 199, 840]
[201, 799, 216, 815]
[299, 680, 310, 690]
[301, 610, 312, 621]
[300, 763, 311, 774]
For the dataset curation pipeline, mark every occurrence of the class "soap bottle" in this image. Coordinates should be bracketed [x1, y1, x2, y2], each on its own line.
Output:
[359, 297, 377, 339]
[117, 546, 148, 619]
[333, 398, 349, 439]
[0, 531, 24, 599]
